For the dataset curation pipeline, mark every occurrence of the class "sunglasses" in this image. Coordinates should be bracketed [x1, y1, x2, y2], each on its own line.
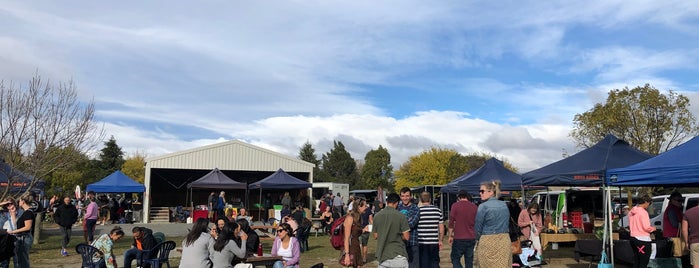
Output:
[277, 229, 286, 232]
[479, 190, 489, 194]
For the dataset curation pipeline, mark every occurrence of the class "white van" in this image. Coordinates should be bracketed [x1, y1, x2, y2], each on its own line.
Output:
[649, 194, 699, 231]
[529, 189, 605, 217]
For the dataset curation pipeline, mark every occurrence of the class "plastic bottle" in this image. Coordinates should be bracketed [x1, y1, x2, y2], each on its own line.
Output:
[257, 243, 263, 256]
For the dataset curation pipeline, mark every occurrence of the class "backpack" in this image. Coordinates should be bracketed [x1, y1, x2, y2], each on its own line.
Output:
[330, 215, 346, 250]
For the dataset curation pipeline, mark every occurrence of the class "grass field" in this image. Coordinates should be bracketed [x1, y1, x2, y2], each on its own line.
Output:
[28, 223, 591, 268]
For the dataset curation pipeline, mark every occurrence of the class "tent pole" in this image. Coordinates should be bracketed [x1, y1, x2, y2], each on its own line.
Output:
[259, 188, 263, 221]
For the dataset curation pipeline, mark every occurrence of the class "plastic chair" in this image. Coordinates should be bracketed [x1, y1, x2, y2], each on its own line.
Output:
[75, 243, 104, 268]
[297, 219, 312, 252]
[138, 240, 176, 268]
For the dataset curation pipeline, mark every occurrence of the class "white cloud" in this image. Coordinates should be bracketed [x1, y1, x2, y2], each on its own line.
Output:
[3, 1, 699, 178]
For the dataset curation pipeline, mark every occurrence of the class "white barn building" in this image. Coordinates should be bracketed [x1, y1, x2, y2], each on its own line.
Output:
[143, 140, 314, 223]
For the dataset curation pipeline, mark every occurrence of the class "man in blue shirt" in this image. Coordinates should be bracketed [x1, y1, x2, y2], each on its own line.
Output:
[398, 187, 419, 268]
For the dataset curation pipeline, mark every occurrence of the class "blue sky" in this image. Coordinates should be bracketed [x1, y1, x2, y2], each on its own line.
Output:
[1, 1, 699, 172]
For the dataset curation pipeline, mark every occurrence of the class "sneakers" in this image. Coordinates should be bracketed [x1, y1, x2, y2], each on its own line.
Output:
[61, 249, 68, 257]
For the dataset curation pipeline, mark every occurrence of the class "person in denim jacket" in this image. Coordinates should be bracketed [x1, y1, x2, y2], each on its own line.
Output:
[475, 180, 511, 267]
[0, 198, 21, 268]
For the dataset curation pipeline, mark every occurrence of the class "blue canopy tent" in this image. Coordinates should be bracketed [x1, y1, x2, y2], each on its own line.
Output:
[607, 136, 699, 186]
[249, 168, 312, 220]
[522, 134, 651, 186]
[441, 157, 523, 195]
[86, 170, 145, 193]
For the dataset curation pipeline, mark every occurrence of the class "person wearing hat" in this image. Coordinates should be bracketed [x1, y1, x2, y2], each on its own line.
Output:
[664, 191, 685, 238]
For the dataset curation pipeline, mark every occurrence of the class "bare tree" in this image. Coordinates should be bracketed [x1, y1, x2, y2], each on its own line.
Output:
[0, 74, 102, 199]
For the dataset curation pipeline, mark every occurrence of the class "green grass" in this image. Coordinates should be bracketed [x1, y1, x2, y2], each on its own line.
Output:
[29, 225, 584, 268]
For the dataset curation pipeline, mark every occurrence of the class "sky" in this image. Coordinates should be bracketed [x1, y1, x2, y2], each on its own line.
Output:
[1, 1, 699, 172]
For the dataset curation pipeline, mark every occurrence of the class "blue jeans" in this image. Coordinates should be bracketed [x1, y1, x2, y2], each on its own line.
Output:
[16, 234, 32, 268]
[451, 239, 476, 268]
[406, 244, 419, 268]
[123, 247, 143, 268]
[418, 244, 440, 268]
[272, 260, 295, 268]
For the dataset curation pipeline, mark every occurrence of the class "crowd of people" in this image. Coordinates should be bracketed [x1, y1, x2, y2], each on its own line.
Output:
[9, 183, 699, 268]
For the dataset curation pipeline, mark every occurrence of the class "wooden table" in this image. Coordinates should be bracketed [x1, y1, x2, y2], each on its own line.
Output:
[540, 233, 619, 251]
[242, 255, 283, 268]
[250, 226, 276, 240]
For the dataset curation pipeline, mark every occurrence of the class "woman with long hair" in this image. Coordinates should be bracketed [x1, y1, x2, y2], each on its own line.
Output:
[271, 222, 300, 268]
[180, 218, 214, 267]
[8, 193, 35, 267]
[342, 198, 367, 268]
[518, 202, 543, 261]
[320, 205, 333, 234]
[91, 226, 125, 268]
[209, 221, 248, 268]
[236, 218, 259, 256]
[475, 180, 511, 267]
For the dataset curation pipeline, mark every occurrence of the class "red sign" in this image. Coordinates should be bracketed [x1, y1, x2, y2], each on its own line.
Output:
[0, 182, 28, 187]
[573, 175, 600, 180]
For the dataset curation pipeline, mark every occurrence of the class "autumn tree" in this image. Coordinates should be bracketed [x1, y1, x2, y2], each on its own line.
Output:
[122, 152, 146, 183]
[0, 75, 101, 198]
[571, 84, 699, 155]
[395, 149, 517, 190]
[319, 141, 360, 186]
[359, 145, 393, 191]
[394, 147, 461, 190]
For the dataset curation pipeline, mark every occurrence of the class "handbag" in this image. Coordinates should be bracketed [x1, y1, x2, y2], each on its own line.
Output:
[509, 218, 524, 241]
[671, 237, 689, 256]
[597, 250, 612, 268]
[511, 239, 522, 254]
[339, 251, 355, 267]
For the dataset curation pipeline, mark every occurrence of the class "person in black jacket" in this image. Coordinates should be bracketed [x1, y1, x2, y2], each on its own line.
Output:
[235, 218, 259, 257]
[54, 196, 78, 257]
[123, 226, 157, 268]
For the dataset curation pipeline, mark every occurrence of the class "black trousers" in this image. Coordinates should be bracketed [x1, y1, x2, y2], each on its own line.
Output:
[630, 237, 651, 268]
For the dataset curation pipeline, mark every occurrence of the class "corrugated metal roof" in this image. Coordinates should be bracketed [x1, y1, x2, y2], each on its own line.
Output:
[145, 140, 314, 172]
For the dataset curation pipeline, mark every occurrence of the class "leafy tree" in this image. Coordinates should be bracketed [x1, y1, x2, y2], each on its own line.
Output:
[99, 136, 125, 174]
[394, 147, 460, 190]
[81, 136, 125, 182]
[298, 141, 320, 166]
[0, 74, 101, 198]
[122, 152, 146, 183]
[359, 145, 393, 191]
[298, 141, 324, 183]
[571, 84, 699, 155]
[44, 146, 90, 197]
[319, 141, 360, 186]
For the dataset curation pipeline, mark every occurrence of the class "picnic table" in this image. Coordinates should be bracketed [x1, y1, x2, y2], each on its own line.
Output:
[243, 255, 283, 268]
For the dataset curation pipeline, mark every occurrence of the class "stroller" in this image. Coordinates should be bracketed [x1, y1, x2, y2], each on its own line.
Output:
[514, 239, 542, 267]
